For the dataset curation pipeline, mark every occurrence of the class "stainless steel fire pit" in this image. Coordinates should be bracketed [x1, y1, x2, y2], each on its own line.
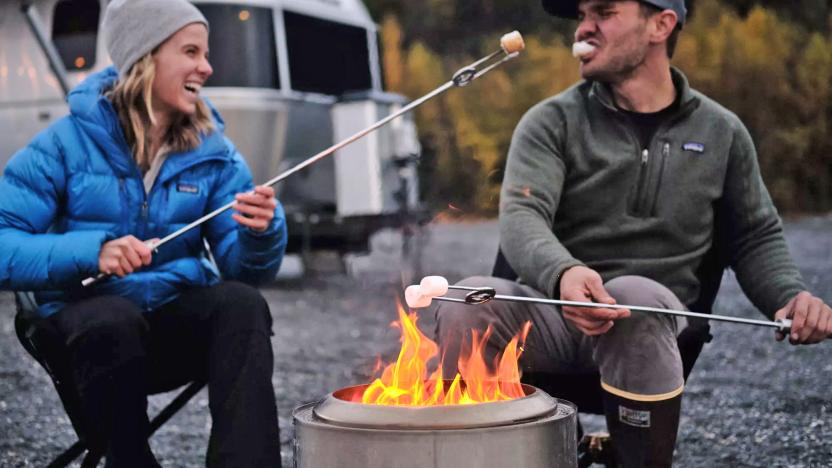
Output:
[293, 383, 577, 467]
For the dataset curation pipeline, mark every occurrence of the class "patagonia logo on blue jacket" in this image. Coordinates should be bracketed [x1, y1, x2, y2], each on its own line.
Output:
[682, 142, 705, 153]
[177, 183, 199, 194]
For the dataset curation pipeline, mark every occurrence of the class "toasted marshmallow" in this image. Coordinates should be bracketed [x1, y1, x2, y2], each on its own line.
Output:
[572, 41, 596, 59]
[500, 31, 525, 55]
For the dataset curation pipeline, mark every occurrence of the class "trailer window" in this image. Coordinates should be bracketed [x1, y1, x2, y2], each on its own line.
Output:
[196, 4, 280, 89]
[52, 0, 100, 71]
[284, 11, 372, 95]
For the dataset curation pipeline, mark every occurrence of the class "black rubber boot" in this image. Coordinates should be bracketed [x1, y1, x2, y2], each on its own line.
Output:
[602, 390, 681, 468]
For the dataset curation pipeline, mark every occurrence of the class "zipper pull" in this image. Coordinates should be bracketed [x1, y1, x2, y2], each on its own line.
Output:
[663, 142, 670, 157]
[141, 201, 149, 219]
[641, 149, 649, 164]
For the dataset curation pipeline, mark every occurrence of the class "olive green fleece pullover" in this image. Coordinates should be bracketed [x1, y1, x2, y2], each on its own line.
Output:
[500, 68, 805, 319]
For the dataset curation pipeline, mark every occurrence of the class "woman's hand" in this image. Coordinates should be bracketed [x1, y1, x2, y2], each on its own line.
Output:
[232, 185, 277, 232]
[98, 235, 157, 277]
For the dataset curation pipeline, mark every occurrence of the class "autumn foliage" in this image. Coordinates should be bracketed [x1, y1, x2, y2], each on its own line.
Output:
[371, 0, 832, 215]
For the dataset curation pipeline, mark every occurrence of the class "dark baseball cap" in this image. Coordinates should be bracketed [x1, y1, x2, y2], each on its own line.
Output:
[542, 0, 687, 26]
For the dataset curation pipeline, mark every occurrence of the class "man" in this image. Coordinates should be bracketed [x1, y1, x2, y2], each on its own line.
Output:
[434, 1, 832, 466]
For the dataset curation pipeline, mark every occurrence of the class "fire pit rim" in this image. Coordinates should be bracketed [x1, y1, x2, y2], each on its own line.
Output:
[311, 383, 566, 430]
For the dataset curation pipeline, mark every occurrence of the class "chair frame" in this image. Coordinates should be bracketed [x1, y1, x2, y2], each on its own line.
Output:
[14, 291, 205, 468]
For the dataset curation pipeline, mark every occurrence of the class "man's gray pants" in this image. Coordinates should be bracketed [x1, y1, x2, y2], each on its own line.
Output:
[435, 275, 686, 400]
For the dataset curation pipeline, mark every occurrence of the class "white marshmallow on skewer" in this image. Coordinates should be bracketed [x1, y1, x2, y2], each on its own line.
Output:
[405, 285, 432, 309]
[419, 276, 449, 297]
[572, 41, 596, 58]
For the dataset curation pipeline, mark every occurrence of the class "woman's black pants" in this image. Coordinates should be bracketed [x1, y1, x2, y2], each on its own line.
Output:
[34, 281, 282, 467]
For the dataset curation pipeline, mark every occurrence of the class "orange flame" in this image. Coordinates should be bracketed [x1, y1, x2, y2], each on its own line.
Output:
[360, 305, 531, 406]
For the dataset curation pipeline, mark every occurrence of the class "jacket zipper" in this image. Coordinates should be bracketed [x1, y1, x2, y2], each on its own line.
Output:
[634, 140, 671, 217]
[634, 148, 650, 216]
[144, 194, 152, 311]
[647, 142, 671, 215]
[136, 168, 149, 240]
[118, 177, 129, 234]
[600, 88, 693, 217]
[141, 201, 149, 231]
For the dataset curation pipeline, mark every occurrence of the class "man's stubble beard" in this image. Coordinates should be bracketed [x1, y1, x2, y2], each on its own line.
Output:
[580, 28, 649, 84]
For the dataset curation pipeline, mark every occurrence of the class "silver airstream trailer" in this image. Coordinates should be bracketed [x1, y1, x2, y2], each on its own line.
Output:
[0, 0, 422, 261]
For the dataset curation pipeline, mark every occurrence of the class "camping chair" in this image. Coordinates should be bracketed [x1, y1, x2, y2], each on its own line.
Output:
[13, 291, 206, 468]
[492, 248, 716, 466]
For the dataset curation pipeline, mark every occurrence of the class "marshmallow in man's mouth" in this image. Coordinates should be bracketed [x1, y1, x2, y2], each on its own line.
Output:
[572, 41, 596, 58]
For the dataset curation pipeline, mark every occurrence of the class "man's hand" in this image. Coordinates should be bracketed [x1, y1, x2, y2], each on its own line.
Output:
[559, 266, 630, 336]
[233, 185, 277, 232]
[98, 235, 157, 277]
[774, 291, 832, 344]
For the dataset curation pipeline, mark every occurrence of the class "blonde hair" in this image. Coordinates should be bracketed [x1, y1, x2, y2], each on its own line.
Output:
[107, 53, 214, 171]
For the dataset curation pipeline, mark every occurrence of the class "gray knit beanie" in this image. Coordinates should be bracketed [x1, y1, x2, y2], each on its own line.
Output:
[103, 0, 209, 78]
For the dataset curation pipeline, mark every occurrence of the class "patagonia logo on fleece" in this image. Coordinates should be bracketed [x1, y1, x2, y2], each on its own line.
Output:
[176, 183, 199, 194]
[682, 142, 705, 153]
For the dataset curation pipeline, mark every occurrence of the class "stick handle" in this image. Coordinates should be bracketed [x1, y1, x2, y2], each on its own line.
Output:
[492, 294, 787, 329]
[433, 294, 789, 330]
[81, 272, 106, 287]
[80, 240, 161, 287]
[775, 318, 792, 333]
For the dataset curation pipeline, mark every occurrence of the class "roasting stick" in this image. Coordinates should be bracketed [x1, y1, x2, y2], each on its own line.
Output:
[406, 276, 794, 333]
[81, 32, 527, 288]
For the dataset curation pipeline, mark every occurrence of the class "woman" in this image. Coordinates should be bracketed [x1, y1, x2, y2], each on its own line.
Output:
[0, 0, 286, 466]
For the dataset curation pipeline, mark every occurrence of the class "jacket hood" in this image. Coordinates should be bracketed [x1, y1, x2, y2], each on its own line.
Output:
[67, 66, 228, 176]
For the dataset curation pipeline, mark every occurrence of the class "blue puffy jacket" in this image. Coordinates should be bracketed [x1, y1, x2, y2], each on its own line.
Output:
[0, 67, 287, 317]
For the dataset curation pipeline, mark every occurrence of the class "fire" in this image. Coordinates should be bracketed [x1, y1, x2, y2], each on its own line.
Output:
[360, 305, 531, 406]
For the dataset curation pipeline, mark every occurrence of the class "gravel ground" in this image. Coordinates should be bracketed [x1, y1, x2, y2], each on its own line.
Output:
[1, 216, 830, 467]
